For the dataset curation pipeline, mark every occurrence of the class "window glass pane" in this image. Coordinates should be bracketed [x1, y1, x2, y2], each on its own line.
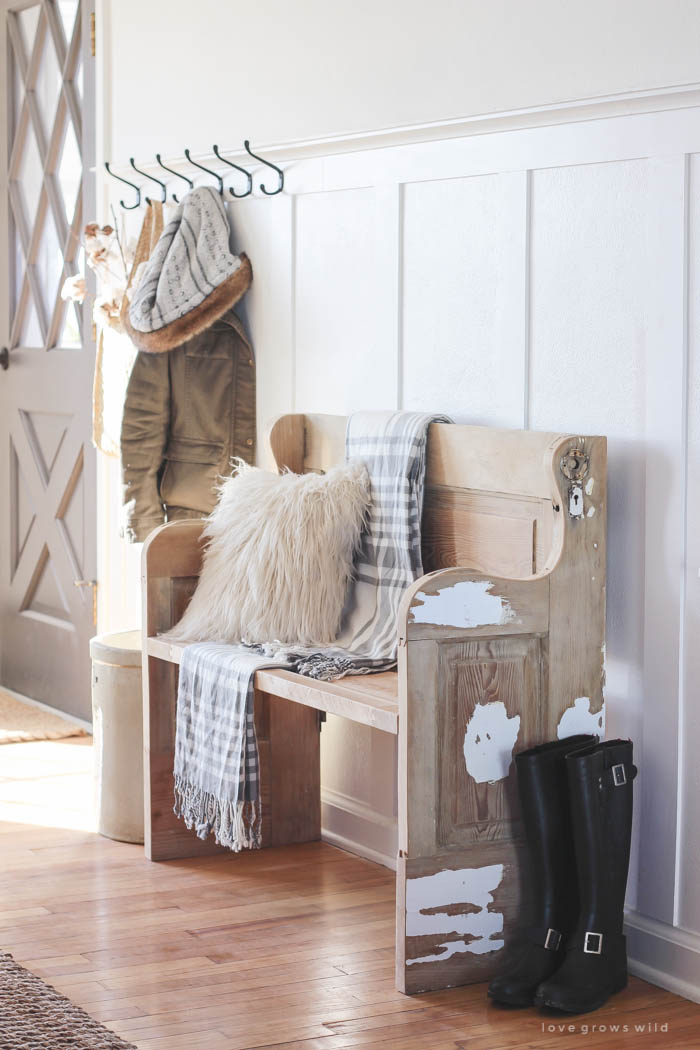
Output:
[58, 300, 81, 348]
[57, 0, 79, 43]
[12, 230, 24, 320]
[11, 45, 24, 143]
[17, 123, 43, 228]
[16, 4, 40, 57]
[20, 296, 43, 349]
[57, 120, 82, 223]
[35, 212, 62, 324]
[35, 24, 62, 140]
[74, 52, 83, 104]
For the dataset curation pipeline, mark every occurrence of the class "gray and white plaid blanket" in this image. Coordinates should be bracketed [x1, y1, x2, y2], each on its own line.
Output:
[174, 411, 450, 850]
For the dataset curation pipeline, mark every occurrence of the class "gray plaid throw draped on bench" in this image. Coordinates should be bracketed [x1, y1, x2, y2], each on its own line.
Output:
[174, 411, 451, 850]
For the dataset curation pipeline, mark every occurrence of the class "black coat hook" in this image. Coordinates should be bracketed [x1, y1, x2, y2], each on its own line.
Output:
[184, 149, 223, 195]
[212, 145, 252, 199]
[155, 154, 193, 203]
[104, 162, 141, 209]
[243, 140, 284, 195]
[129, 158, 166, 205]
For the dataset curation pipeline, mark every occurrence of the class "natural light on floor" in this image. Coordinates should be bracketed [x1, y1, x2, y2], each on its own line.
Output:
[0, 738, 97, 831]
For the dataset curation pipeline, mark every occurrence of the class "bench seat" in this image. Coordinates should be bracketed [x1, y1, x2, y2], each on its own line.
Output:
[146, 634, 399, 734]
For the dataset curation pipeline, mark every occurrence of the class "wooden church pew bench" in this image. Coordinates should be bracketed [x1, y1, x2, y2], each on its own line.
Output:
[142, 413, 606, 995]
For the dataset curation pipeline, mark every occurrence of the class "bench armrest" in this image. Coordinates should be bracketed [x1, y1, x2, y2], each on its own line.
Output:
[141, 519, 207, 636]
[399, 567, 550, 644]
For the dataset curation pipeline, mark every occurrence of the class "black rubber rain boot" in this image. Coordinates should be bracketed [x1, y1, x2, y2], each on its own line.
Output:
[488, 734, 598, 1007]
[534, 739, 637, 1013]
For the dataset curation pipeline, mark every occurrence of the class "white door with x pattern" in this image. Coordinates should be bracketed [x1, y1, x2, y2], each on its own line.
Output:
[0, 0, 95, 721]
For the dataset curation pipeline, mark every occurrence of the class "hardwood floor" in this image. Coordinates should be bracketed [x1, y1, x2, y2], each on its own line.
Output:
[1, 736, 699, 1049]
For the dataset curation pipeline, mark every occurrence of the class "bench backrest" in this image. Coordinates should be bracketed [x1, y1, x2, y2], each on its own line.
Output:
[268, 413, 574, 579]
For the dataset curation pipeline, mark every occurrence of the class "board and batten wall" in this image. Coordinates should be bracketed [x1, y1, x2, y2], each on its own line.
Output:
[96, 2, 700, 1003]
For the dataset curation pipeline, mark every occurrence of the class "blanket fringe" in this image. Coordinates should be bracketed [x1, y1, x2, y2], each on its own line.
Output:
[174, 775, 262, 851]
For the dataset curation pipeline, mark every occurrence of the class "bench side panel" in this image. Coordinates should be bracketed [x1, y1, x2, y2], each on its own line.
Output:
[396, 434, 607, 994]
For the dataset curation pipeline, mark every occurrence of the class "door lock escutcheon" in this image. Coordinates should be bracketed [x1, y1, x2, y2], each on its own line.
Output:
[560, 444, 590, 519]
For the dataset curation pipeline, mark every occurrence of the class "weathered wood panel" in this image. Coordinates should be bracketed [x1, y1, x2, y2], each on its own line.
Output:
[422, 486, 551, 576]
[397, 842, 524, 994]
[436, 635, 545, 849]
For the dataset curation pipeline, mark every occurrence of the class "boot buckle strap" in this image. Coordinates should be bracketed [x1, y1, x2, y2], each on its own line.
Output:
[544, 928, 562, 951]
[583, 930, 603, 954]
[612, 763, 627, 786]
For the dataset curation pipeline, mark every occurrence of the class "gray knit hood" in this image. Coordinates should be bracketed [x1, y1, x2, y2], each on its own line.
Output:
[124, 186, 251, 353]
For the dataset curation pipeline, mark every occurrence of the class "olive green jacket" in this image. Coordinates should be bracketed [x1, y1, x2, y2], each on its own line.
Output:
[120, 311, 255, 543]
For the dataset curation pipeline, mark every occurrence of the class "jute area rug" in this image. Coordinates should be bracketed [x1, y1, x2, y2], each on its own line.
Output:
[0, 689, 88, 744]
[0, 953, 136, 1049]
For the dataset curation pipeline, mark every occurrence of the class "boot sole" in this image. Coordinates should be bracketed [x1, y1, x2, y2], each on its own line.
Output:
[533, 976, 628, 1014]
[487, 989, 534, 1008]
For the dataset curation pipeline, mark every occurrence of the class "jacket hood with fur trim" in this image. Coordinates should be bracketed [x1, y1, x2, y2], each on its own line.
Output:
[124, 186, 251, 353]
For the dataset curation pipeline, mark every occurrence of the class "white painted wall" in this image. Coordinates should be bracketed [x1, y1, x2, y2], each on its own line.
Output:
[97, 0, 700, 1001]
[104, 0, 700, 158]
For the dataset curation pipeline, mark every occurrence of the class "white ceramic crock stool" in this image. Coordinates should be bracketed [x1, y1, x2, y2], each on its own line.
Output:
[89, 630, 144, 844]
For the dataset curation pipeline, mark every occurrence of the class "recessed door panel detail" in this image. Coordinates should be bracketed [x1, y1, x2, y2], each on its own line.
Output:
[437, 636, 545, 848]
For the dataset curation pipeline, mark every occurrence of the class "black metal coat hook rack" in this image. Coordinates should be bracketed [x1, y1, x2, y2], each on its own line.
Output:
[130, 158, 166, 205]
[104, 162, 141, 209]
[155, 154, 193, 203]
[183, 149, 224, 195]
[213, 145, 252, 198]
[244, 140, 284, 195]
[105, 141, 285, 208]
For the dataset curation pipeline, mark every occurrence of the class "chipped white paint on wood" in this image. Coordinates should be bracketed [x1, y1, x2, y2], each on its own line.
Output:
[463, 701, 520, 783]
[410, 580, 517, 629]
[557, 696, 605, 739]
[585, 477, 595, 495]
[405, 864, 505, 964]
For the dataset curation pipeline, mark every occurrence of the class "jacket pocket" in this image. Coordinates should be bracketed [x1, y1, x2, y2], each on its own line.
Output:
[184, 344, 233, 443]
[159, 437, 225, 514]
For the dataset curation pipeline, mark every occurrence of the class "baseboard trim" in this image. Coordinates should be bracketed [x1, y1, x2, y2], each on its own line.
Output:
[626, 910, 700, 1004]
[321, 786, 396, 828]
[321, 787, 397, 871]
[321, 827, 396, 872]
[0, 684, 93, 734]
[106, 82, 700, 175]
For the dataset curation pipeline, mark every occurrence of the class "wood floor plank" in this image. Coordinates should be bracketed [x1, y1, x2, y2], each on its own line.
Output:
[0, 737, 698, 1049]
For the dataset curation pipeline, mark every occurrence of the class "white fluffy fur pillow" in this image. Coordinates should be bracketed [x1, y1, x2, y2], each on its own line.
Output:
[169, 460, 370, 646]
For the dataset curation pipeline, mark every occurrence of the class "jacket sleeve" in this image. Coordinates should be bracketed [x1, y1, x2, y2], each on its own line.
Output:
[120, 351, 170, 543]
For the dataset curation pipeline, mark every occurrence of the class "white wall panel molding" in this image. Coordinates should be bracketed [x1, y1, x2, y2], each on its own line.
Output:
[307, 109, 700, 199]
[284, 103, 700, 970]
[401, 170, 528, 424]
[678, 152, 700, 934]
[294, 188, 399, 415]
[230, 193, 295, 465]
[638, 154, 689, 924]
[105, 83, 700, 179]
[627, 911, 700, 1005]
[522, 169, 533, 430]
